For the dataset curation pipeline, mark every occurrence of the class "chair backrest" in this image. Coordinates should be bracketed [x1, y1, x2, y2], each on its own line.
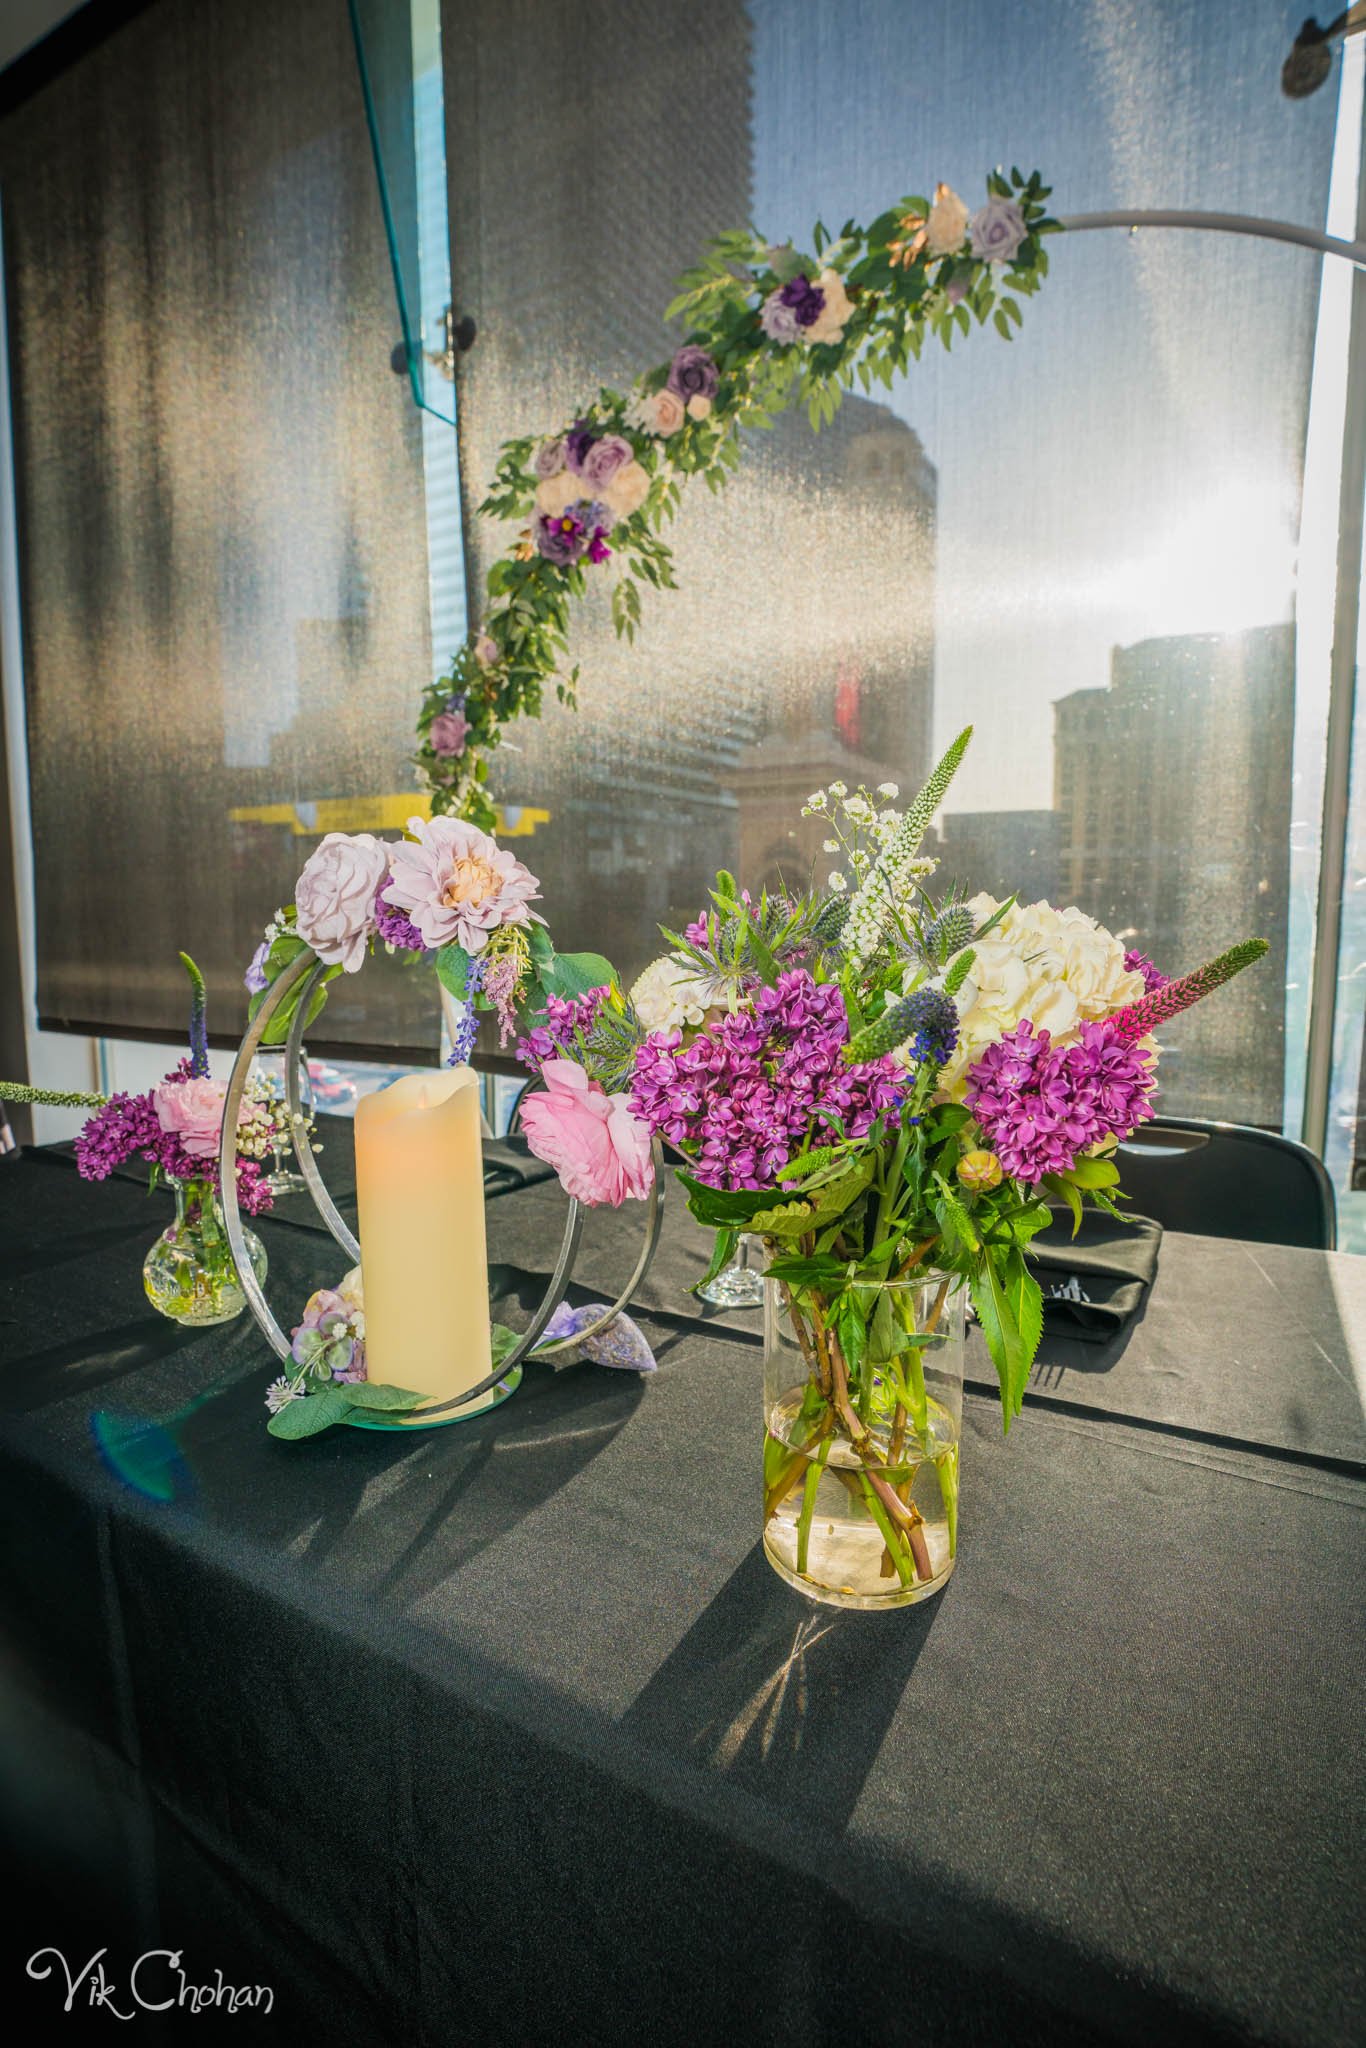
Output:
[1114, 1118, 1336, 1250]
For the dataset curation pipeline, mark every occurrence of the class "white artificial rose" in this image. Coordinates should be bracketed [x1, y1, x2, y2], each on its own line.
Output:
[925, 183, 971, 257]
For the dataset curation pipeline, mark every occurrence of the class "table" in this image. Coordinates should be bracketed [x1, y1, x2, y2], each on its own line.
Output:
[2, 1136, 1363, 2045]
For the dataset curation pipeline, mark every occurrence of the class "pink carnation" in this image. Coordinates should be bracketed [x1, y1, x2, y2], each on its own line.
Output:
[519, 1058, 654, 1208]
[153, 1075, 228, 1160]
[383, 815, 542, 954]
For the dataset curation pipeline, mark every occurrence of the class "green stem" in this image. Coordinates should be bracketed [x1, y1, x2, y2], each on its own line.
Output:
[795, 1437, 832, 1576]
[855, 1472, 915, 1587]
[935, 1444, 959, 1558]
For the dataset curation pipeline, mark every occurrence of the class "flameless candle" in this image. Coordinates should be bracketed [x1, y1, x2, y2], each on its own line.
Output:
[353, 1067, 492, 1418]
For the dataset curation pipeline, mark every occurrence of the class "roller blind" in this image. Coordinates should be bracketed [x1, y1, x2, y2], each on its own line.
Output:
[2, 0, 440, 1057]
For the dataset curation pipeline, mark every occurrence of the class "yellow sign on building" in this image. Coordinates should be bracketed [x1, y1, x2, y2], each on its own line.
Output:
[228, 795, 549, 839]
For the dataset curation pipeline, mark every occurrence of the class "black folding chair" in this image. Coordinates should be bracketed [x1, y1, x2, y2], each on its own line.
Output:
[1114, 1118, 1336, 1250]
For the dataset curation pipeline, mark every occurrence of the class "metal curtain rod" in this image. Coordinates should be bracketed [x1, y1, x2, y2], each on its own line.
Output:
[1060, 209, 1366, 269]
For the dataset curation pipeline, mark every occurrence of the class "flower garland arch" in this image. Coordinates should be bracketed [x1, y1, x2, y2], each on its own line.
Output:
[416, 169, 1058, 832]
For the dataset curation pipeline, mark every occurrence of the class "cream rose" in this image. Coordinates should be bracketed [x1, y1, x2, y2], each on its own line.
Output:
[808, 267, 854, 346]
[534, 471, 579, 518]
[925, 183, 970, 257]
[601, 460, 651, 522]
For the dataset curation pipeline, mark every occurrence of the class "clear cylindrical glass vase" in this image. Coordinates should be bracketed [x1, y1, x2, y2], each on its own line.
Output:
[762, 1269, 965, 1610]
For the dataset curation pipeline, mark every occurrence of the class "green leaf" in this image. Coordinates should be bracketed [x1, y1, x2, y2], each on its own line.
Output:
[541, 950, 617, 1003]
[266, 1386, 354, 1439]
[436, 944, 474, 1001]
[694, 1226, 741, 1292]
[1041, 1172, 1082, 1237]
[678, 1171, 785, 1228]
[1063, 1156, 1120, 1189]
[970, 1247, 1043, 1429]
[340, 1381, 427, 1410]
[744, 1200, 814, 1238]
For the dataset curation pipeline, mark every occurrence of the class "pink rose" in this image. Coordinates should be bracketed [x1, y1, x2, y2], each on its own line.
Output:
[519, 1058, 654, 1208]
[650, 389, 685, 436]
[154, 1075, 228, 1160]
[294, 831, 389, 972]
[429, 708, 470, 759]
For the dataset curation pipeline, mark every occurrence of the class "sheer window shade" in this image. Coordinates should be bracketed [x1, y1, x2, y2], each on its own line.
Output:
[2, 0, 440, 1058]
[441, 0, 1336, 1126]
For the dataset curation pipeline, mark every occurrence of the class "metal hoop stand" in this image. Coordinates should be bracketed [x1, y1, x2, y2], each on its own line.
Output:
[218, 946, 665, 1425]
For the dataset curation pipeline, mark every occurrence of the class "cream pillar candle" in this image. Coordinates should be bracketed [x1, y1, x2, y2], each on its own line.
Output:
[354, 1067, 492, 1418]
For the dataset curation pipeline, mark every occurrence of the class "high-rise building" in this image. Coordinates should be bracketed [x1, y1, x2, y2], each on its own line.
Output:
[1053, 626, 1293, 1125]
[443, 0, 939, 987]
[934, 809, 1060, 907]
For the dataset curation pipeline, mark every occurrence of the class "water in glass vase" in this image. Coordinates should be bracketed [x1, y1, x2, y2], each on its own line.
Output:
[763, 1386, 959, 1610]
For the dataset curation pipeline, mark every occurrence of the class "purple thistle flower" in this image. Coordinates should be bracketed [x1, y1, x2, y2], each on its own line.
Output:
[1123, 949, 1168, 996]
[900, 986, 959, 1068]
[965, 1019, 1157, 1186]
[1110, 939, 1269, 1044]
[373, 884, 426, 953]
[628, 968, 901, 1192]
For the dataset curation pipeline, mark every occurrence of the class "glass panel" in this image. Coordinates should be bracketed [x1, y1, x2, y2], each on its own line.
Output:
[3, 0, 441, 1055]
[442, 0, 1336, 1122]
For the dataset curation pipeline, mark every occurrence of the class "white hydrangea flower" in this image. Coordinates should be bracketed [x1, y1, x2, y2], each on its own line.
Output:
[630, 955, 726, 1033]
[936, 893, 1149, 1099]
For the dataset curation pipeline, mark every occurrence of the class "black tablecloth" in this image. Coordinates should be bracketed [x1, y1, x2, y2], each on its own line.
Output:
[1, 1146, 1364, 2046]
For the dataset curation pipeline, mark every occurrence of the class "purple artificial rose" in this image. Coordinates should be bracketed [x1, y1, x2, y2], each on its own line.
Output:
[565, 421, 598, 475]
[244, 941, 270, 995]
[534, 438, 566, 479]
[578, 435, 633, 490]
[429, 707, 470, 759]
[666, 345, 720, 403]
[968, 197, 1027, 264]
[778, 274, 825, 327]
[760, 292, 803, 344]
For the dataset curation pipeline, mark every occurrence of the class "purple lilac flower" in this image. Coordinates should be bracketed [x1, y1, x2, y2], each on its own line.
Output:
[964, 1019, 1156, 1186]
[516, 985, 612, 1074]
[666, 345, 720, 403]
[244, 941, 271, 995]
[629, 968, 901, 1192]
[779, 274, 826, 327]
[565, 421, 598, 474]
[1123, 949, 1169, 996]
[374, 884, 426, 953]
[73, 1060, 274, 1215]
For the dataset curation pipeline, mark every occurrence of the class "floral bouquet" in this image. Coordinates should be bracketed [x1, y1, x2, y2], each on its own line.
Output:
[2, 956, 284, 1325]
[496, 727, 1266, 1608]
[241, 747, 1263, 1564]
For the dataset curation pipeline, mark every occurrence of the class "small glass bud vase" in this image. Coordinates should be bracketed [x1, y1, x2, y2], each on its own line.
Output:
[142, 1175, 267, 1327]
[762, 1268, 965, 1610]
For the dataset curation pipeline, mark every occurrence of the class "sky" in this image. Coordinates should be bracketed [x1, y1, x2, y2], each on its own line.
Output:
[747, 0, 1339, 810]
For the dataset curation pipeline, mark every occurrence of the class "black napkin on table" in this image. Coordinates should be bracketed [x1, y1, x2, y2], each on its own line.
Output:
[1027, 1206, 1162, 1341]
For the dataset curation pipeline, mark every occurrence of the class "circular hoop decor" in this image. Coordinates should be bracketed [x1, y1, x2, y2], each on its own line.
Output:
[220, 943, 667, 1438]
[415, 168, 1057, 830]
